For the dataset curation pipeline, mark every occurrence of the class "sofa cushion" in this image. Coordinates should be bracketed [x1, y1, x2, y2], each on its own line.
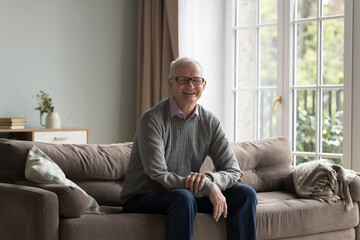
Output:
[59, 195, 359, 240]
[77, 181, 123, 206]
[232, 137, 292, 191]
[200, 137, 292, 192]
[25, 145, 101, 214]
[0, 138, 33, 183]
[30, 141, 133, 181]
[0, 138, 133, 183]
[60, 211, 228, 240]
[16, 181, 88, 218]
[0, 138, 132, 206]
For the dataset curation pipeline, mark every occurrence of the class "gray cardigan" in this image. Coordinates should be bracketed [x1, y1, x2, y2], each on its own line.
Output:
[121, 98, 242, 203]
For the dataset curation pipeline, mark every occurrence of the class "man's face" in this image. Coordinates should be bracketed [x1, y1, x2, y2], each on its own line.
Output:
[168, 62, 206, 108]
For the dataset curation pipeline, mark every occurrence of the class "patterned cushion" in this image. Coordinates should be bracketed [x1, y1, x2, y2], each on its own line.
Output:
[24, 145, 101, 214]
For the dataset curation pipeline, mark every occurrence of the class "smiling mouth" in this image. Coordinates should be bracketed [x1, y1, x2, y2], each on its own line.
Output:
[183, 92, 196, 95]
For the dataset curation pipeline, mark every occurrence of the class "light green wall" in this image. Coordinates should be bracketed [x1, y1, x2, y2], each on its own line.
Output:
[0, 0, 138, 144]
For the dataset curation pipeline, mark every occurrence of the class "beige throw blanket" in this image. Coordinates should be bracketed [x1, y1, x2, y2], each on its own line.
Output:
[293, 159, 357, 211]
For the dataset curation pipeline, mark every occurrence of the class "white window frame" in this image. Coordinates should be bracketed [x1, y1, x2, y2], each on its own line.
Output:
[283, 0, 353, 168]
[225, 0, 353, 168]
[224, 0, 284, 141]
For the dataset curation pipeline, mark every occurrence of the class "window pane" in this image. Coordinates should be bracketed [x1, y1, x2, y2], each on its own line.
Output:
[260, 26, 277, 86]
[261, 0, 277, 23]
[322, 90, 343, 154]
[295, 90, 316, 152]
[260, 90, 277, 139]
[297, 0, 317, 20]
[296, 155, 316, 165]
[236, 0, 256, 26]
[296, 22, 317, 86]
[237, 29, 257, 88]
[322, 0, 344, 16]
[236, 91, 256, 141]
[322, 18, 344, 85]
[324, 158, 343, 165]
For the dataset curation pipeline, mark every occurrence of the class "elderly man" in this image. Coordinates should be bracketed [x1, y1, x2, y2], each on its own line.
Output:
[121, 57, 257, 240]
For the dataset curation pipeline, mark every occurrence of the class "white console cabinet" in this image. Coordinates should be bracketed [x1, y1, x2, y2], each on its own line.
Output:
[0, 128, 89, 144]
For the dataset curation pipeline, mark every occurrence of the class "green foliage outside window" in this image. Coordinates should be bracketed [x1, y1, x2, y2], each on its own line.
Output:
[296, 109, 343, 165]
[235, 0, 345, 165]
[294, 0, 344, 166]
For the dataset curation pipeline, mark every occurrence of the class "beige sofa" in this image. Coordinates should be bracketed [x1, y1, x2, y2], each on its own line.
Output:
[0, 137, 359, 240]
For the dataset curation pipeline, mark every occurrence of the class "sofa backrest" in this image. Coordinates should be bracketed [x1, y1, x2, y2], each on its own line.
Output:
[200, 137, 293, 192]
[0, 136, 292, 205]
[0, 138, 132, 206]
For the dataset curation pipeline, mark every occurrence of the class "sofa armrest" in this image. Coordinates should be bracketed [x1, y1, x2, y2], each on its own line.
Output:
[16, 181, 88, 217]
[350, 176, 360, 202]
[0, 183, 59, 240]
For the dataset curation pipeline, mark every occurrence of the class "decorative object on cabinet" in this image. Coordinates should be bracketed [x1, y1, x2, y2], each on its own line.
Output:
[45, 112, 61, 129]
[34, 90, 61, 129]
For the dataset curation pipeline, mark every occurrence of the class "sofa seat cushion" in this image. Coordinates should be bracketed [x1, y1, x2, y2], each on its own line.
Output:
[60, 196, 358, 240]
[275, 229, 355, 240]
[60, 211, 227, 240]
[256, 191, 359, 239]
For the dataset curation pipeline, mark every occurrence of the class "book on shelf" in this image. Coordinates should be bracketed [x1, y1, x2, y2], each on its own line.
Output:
[0, 122, 26, 126]
[0, 118, 26, 123]
[0, 125, 26, 129]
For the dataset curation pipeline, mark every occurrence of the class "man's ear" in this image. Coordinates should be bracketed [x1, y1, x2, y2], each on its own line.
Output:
[168, 78, 172, 87]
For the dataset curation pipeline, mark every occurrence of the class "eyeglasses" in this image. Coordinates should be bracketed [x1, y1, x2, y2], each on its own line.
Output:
[172, 77, 205, 85]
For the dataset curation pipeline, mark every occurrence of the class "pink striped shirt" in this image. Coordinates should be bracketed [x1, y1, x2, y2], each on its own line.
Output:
[169, 96, 199, 120]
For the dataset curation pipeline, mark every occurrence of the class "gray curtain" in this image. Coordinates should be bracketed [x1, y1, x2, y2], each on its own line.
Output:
[137, 0, 179, 120]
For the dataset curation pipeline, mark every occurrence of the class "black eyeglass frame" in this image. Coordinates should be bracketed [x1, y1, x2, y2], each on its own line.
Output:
[172, 76, 205, 85]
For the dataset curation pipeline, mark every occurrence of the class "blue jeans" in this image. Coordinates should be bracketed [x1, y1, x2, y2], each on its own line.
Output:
[123, 184, 258, 240]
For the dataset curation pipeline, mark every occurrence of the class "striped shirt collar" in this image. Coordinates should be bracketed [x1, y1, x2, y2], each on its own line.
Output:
[169, 96, 199, 120]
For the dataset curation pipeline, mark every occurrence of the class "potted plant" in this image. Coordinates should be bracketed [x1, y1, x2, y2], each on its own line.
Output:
[34, 90, 61, 128]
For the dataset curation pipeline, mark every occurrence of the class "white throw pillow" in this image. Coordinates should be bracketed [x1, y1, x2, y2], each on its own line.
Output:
[25, 145, 102, 214]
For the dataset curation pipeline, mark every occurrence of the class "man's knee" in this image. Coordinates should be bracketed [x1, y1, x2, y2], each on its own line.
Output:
[239, 184, 257, 204]
[225, 184, 257, 210]
[168, 189, 197, 208]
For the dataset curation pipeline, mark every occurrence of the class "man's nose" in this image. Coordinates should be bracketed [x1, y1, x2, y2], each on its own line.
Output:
[185, 80, 195, 87]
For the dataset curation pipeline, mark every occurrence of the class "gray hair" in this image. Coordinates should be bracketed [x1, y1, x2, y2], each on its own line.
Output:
[168, 57, 203, 78]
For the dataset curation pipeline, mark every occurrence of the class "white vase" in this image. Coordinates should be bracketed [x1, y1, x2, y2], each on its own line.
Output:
[46, 112, 61, 129]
